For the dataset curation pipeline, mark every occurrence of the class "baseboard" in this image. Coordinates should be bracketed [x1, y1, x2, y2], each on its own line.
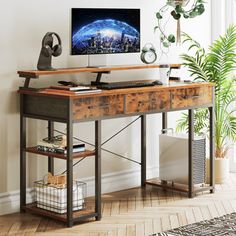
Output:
[0, 166, 158, 216]
[85, 166, 158, 197]
[0, 188, 34, 216]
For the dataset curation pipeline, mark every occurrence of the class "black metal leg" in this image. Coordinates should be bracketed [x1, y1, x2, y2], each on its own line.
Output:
[161, 112, 168, 190]
[23, 77, 31, 88]
[188, 109, 194, 198]
[20, 95, 26, 212]
[67, 101, 73, 227]
[95, 120, 102, 221]
[141, 115, 146, 186]
[162, 112, 167, 131]
[209, 106, 215, 193]
[48, 121, 54, 174]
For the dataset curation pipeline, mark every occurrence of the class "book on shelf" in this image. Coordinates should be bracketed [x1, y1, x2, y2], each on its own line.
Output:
[43, 88, 102, 95]
[36, 142, 86, 154]
[37, 141, 85, 148]
[74, 89, 102, 94]
[50, 85, 93, 91]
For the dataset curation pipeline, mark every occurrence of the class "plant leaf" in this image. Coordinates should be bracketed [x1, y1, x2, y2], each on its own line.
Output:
[156, 12, 162, 19]
[177, 25, 236, 156]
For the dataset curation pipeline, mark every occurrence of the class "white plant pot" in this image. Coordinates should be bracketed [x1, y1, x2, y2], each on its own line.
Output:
[206, 158, 229, 184]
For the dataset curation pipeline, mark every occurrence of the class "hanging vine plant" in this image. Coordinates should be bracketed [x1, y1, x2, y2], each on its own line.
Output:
[155, 0, 206, 51]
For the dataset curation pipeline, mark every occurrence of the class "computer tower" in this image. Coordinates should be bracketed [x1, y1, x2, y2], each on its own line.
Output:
[159, 133, 206, 185]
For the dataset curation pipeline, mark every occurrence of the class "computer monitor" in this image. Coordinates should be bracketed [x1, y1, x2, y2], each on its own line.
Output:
[71, 8, 140, 55]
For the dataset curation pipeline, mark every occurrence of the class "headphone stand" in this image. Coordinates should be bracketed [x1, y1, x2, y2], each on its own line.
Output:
[37, 32, 62, 71]
[37, 52, 55, 71]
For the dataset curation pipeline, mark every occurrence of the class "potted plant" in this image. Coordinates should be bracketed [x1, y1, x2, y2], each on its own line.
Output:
[176, 25, 236, 183]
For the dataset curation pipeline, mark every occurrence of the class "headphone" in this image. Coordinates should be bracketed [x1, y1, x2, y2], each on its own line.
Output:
[41, 32, 62, 57]
[142, 43, 156, 53]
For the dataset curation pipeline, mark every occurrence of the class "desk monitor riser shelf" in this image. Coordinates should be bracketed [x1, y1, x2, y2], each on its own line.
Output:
[18, 64, 181, 88]
[18, 64, 215, 227]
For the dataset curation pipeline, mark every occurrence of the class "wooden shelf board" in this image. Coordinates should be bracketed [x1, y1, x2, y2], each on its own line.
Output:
[18, 64, 181, 78]
[23, 203, 97, 222]
[146, 178, 213, 194]
[24, 147, 95, 160]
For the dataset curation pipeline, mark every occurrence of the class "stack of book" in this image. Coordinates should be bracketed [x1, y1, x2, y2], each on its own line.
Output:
[36, 141, 85, 154]
[48, 85, 102, 94]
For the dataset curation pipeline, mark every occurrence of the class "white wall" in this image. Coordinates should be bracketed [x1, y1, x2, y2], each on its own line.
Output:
[0, 0, 212, 214]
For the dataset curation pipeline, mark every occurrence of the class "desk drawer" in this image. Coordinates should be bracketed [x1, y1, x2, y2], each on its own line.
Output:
[23, 95, 68, 120]
[73, 95, 124, 120]
[171, 86, 213, 109]
[125, 91, 170, 114]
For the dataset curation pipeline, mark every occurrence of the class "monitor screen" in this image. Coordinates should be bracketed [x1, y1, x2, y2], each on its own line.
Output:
[71, 8, 140, 55]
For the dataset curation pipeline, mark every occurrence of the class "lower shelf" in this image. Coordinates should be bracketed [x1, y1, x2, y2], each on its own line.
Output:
[24, 147, 95, 160]
[23, 203, 97, 223]
[145, 178, 214, 194]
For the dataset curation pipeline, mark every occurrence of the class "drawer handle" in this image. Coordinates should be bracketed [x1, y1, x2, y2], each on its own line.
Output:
[172, 94, 187, 99]
[88, 104, 111, 109]
[88, 104, 110, 109]
[178, 95, 200, 99]
[138, 101, 143, 106]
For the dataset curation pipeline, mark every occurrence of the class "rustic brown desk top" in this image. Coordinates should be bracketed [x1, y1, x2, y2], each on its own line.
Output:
[18, 82, 213, 98]
[17, 64, 181, 78]
[19, 82, 214, 122]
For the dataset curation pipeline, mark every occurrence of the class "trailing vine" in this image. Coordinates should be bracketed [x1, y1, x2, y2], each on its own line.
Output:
[155, 0, 206, 52]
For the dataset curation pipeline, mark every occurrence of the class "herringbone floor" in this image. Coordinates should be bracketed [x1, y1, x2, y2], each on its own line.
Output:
[1, 174, 236, 236]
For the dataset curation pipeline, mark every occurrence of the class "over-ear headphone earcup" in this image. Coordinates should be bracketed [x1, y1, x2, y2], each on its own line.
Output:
[42, 45, 53, 57]
[52, 44, 62, 57]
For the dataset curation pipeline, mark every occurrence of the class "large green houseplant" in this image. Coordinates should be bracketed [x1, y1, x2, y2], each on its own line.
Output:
[176, 25, 236, 183]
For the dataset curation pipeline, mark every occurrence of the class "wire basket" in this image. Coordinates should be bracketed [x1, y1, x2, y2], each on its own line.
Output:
[34, 180, 86, 214]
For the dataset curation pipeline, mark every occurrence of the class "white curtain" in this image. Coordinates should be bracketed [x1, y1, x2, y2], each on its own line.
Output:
[211, 0, 236, 172]
[211, 0, 236, 42]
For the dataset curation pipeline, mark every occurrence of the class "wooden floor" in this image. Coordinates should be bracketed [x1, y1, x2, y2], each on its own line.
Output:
[1, 174, 236, 236]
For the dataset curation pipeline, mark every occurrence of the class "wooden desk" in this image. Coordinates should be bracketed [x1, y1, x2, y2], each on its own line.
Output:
[18, 65, 215, 227]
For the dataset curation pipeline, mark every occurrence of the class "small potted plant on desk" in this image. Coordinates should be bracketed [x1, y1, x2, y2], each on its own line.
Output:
[176, 25, 236, 184]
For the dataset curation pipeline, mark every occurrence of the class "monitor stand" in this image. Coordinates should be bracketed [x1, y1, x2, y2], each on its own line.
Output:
[87, 54, 108, 68]
[91, 71, 110, 86]
[88, 54, 111, 86]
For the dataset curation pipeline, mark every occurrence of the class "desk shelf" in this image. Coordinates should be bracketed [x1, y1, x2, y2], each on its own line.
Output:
[24, 147, 95, 160]
[17, 64, 181, 78]
[145, 178, 214, 195]
[23, 203, 97, 223]
[17, 64, 181, 88]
